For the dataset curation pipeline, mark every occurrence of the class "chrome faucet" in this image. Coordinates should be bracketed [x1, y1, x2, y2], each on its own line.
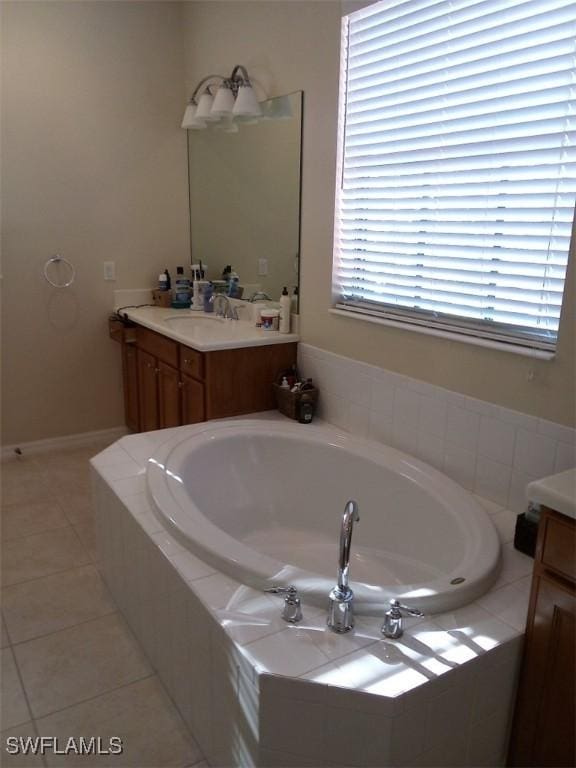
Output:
[264, 585, 303, 624]
[210, 293, 238, 320]
[381, 599, 423, 639]
[248, 291, 271, 302]
[327, 500, 360, 633]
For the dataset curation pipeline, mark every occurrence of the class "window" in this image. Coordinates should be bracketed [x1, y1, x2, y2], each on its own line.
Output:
[333, 0, 576, 352]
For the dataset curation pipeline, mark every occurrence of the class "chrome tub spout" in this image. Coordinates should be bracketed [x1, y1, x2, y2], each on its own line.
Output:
[327, 500, 360, 633]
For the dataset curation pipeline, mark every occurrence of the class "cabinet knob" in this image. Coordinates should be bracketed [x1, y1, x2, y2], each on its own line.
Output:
[155, 368, 160, 374]
[184, 359, 190, 365]
[178, 381, 183, 388]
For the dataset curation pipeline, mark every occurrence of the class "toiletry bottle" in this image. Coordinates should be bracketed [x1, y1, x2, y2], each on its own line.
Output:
[291, 286, 299, 314]
[228, 276, 240, 298]
[279, 286, 291, 334]
[164, 269, 171, 290]
[158, 273, 168, 291]
[173, 266, 191, 306]
[203, 282, 214, 312]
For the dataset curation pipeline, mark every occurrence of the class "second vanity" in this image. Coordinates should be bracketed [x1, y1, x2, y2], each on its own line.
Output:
[109, 306, 298, 432]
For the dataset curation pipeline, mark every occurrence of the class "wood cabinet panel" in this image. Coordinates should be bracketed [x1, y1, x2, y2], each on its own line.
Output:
[205, 343, 297, 419]
[509, 509, 576, 767]
[137, 349, 158, 432]
[541, 512, 576, 581]
[122, 342, 139, 432]
[180, 345, 204, 381]
[158, 362, 181, 429]
[181, 374, 205, 425]
[137, 326, 178, 368]
[117, 321, 297, 431]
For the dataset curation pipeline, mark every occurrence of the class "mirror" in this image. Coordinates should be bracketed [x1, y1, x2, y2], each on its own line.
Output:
[187, 91, 302, 309]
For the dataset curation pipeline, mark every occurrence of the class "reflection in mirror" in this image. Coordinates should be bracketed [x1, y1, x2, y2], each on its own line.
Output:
[187, 91, 302, 310]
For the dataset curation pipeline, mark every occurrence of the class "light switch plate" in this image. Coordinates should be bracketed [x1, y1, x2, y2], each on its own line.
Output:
[103, 261, 116, 281]
[258, 258, 268, 276]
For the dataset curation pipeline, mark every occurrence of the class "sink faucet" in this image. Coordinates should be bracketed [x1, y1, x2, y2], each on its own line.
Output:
[248, 291, 271, 302]
[327, 500, 360, 633]
[210, 294, 238, 320]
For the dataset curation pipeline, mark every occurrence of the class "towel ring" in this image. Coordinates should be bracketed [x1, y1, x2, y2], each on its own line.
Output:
[43, 255, 75, 288]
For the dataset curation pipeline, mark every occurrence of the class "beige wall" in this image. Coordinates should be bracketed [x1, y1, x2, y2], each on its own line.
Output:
[1, 1, 190, 444]
[2, 0, 573, 446]
[183, 0, 575, 428]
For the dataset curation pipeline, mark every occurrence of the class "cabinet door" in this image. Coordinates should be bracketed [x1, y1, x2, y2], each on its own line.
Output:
[180, 374, 205, 425]
[137, 349, 158, 432]
[122, 342, 139, 432]
[510, 574, 575, 767]
[158, 361, 181, 429]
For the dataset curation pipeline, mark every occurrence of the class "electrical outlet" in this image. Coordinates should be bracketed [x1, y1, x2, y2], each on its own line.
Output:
[103, 261, 116, 281]
[258, 258, 268, 276]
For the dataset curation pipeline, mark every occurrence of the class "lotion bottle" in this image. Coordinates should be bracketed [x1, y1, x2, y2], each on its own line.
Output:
[279, 286, 291, 334]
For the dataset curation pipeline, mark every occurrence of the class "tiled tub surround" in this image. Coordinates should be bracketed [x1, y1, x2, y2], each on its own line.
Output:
[92, 424, 534, 768]
[298, 344, 576, 514]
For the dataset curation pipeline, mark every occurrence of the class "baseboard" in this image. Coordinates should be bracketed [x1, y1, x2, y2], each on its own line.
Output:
[1, 426, 129, 461]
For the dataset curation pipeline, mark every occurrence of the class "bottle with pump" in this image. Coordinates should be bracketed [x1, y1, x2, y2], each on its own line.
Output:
[173, 266, 191, 307]
[203, 282, 214, 312]
[291, 286, 299, 314]
[279, 286, 291, 334]
[164, 269, 171, 291]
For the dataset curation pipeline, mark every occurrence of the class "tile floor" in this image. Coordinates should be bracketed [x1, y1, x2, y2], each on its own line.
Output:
[1, 439, 207, 768]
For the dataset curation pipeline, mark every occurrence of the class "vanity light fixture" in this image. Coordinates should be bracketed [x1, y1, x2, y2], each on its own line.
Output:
[181, 65, 263, 130]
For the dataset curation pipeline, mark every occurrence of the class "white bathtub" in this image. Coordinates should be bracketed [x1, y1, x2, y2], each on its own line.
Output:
[147, 419, 501, 615]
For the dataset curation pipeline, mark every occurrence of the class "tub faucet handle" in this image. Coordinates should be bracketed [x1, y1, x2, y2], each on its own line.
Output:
[381, 599, 424, 639]
[264, 585, 303, 624]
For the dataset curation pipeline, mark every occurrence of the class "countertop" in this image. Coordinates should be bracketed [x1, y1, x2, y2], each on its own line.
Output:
[122, 306, 299, 352]
[527, 468, 576, 520]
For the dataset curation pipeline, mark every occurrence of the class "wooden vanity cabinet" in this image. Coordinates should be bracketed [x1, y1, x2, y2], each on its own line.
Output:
[121, 341, 139, 432]
[204, 344, 298, 419]
[136, 329, 182, 431]
[111, 321, 295, 430]
[179, 345, 205, 425]
[109, 319, 140, 432]
[508, 507, 575, 767]
[180, 374, 205, 425]
[137, 349, 160, 431]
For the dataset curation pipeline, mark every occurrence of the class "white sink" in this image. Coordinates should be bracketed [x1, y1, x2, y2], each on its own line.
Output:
[125, 306, 298, 351]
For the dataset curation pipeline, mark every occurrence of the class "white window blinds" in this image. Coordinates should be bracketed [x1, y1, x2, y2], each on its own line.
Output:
[333, 0, 576, 351]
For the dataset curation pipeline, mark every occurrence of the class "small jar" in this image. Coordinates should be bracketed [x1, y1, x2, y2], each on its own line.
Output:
[260, 308, 280, 331]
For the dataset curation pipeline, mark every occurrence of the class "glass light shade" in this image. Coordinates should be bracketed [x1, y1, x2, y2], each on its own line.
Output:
[195, 91, 218, 121]
[232, 84, 262, 117]
[181, 103, 206, 130]
[211, 84, 235, 117]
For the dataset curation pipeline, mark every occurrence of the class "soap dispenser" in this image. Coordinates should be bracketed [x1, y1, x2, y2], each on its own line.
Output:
[279, 286, 291, 334]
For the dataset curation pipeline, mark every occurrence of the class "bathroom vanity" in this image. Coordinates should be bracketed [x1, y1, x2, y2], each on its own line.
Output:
[109, 307, 298, 432]
[508, 469, 575, 767]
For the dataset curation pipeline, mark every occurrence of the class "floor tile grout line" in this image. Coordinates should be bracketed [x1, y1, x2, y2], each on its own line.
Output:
[30, 672, 156, 725]
[8, 640, 40, 741]
[1, 557, 95, 592]
[1, 561, 103, 596]
[7, 608, 119, 649]
[1, 607, 13, 648]
[0, 521, 73, 545]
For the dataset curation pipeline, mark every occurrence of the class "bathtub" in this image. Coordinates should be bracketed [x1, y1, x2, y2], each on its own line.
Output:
[147, 419, 501, 615]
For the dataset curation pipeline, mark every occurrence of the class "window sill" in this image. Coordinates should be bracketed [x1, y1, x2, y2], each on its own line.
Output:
[329, 308, 556, 361]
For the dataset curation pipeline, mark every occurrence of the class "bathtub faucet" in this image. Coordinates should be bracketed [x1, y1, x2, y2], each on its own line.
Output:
[327, 499, 360, 633]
